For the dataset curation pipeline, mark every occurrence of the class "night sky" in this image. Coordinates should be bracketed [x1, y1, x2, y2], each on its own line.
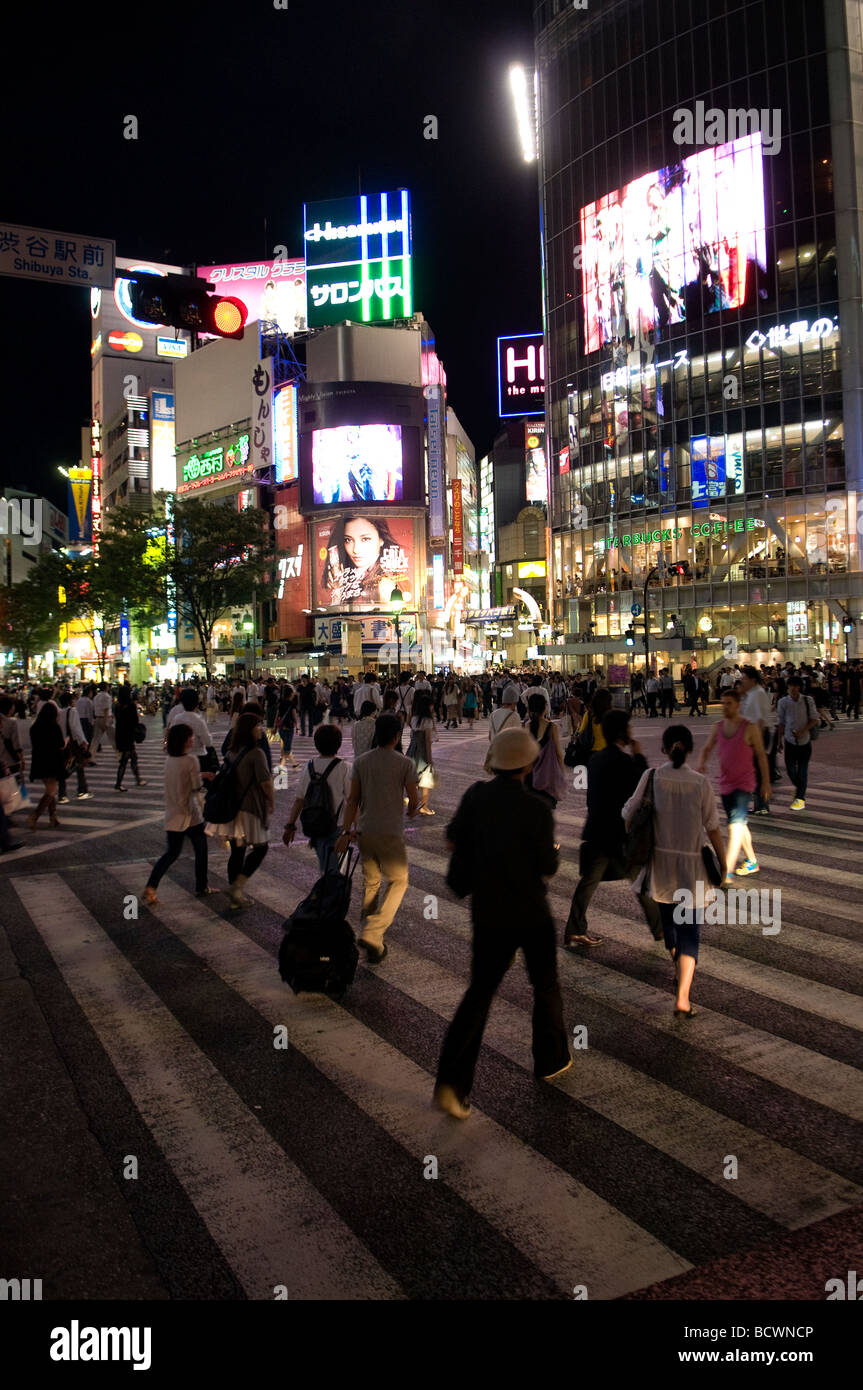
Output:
[2, 0, 539, 513]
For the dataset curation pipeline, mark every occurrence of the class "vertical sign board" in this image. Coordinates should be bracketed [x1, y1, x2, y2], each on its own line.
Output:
[427, 384, 445, 543]
[150, 392, 176, 493]
[496, 333, 545, 418]
[251, 360, 274, 471]
[451, 478, 464, 575]
[432, 552, 445, 610]
[67, 468, 93, 544]
[273, 382, 298, 483]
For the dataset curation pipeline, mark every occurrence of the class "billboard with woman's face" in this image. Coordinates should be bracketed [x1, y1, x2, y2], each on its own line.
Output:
[313, 512, 415, 611]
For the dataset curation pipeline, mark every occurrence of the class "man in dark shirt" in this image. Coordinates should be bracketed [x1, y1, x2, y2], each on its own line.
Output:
[434, 727, 571, 1119]
[564, 709, 662, 947]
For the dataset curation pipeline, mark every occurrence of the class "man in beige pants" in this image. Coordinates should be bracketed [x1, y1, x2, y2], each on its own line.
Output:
[336, 714, 418, 964]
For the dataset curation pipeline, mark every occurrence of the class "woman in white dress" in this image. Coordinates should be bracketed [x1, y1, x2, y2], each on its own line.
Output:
[206, 712, 274, 910]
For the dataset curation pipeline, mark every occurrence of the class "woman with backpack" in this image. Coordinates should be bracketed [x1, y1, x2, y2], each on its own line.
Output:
[406, 692, 438, 815]
[282, 723, 353, 872]
[143, 722, 214, 906]
[114, 685, 146, 792]
[623, 725, 726, 1018]
[206, 712, 275, 909]
[523, 693, 567, 808]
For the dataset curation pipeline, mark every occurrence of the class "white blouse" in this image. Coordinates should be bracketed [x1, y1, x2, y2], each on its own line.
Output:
[622, 761, 720, 903]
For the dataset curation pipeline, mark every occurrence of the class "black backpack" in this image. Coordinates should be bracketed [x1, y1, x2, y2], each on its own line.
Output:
[279, 848, 360, 997]
[202, 746, 252, 823]
[299, 758, 339, 841]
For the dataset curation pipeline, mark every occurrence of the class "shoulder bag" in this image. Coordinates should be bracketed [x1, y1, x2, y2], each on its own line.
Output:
[624, 769, 656, 886]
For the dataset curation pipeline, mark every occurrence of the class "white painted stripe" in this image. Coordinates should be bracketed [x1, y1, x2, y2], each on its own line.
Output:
[105, 864, 693, 1298]
[11, 873, 402, 1302]
[0, 815, 163, 863]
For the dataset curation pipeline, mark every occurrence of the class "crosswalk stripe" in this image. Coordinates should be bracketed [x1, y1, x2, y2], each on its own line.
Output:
[101, 865, 695, 1298]
[10, 872, 403, 1302]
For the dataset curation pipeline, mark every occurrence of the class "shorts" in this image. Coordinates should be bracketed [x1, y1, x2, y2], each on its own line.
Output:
[659, 901, 701, 962]
[721, 788, 751, 825]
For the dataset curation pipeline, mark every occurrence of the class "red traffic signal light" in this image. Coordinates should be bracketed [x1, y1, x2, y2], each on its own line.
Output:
[124, 272, 248, 339]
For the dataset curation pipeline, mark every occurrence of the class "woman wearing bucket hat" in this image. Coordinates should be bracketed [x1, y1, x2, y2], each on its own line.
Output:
[434, 726, 572, 1120]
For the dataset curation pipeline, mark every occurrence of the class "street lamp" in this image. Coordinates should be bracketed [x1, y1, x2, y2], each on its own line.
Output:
[390, 585, 404, 677]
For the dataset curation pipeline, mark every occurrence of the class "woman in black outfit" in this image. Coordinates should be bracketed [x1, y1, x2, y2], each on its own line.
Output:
[29, 702, 66, 828]
[114, 685, 146, 791]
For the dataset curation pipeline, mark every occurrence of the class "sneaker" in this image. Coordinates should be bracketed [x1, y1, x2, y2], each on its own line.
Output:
[1, 841, 25, 853]
[790, 798, 806, 810]
[359, 941, 388, 965]
[735, 860, 759, 876]
[754, 808, 770, 816]
[57, 796, 69, 804]
[539, 1058, 573, 1082]
[77, 791, 94, 800]
[433, 1085, 471, 1120]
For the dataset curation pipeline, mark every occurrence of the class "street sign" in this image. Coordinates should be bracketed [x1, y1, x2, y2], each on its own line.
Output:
[0, 222, 115, 289]
[722, 635, 738, 657]
[630, 603, 642, 617]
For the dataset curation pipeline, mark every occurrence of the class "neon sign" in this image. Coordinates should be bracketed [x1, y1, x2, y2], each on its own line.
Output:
[180, 434, 250, 487]
[598, 517, 765, 550]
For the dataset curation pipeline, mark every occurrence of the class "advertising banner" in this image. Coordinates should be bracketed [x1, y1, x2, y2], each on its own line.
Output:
[273, 382, 298, 483]
[497, 333, 545, 417]
[303, 190, 412, 328]
[250, 360, 274, 472]
[297, 381, 424, 512]
[196, 258, 307, 335]
[312, 424, 403, 504]
[426, 384, 445, 542]
[67, 468, 93, 544]
[451, 478, 464, 574]
[150, 392, 176, 493]
[313, 512, 414, 612]
[524, 421, 548, 506]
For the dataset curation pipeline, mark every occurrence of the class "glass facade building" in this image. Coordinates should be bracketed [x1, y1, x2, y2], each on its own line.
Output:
[534, 0, 863, 665]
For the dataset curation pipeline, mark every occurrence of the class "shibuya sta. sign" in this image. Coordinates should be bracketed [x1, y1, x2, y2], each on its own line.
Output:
[598, 516, 765, 551]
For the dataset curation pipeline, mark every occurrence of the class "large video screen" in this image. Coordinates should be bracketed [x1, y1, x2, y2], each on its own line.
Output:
[313, 512, 414, 611]
[311, 423, 404, 504]
[580, 133, 767, 354]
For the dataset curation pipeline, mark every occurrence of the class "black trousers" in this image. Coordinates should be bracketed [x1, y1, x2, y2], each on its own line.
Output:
[299, 706, 315, 735]
[116, 745, 140, 785]
[784, 742, 812, 799]
[565, 845, 663, 941]
[227, 839, 268, 882]
[436, 914, 569, 1099]
[147, 823, 208, 892]
[646, 693, 658, 717]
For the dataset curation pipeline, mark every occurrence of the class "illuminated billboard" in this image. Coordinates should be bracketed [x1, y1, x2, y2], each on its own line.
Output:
[313, 512, 415, 612]
[312, 424, 404, 504]
[297, 380, 424, 512]
[690, 435, 744, 507]
[303, 190, 412, 328]
[150, 391, 176, 493]
[196, 258, 307, 336]
[273, 383, 299, 484]
[580, 133, 767, 354]
[497, 333, 545, 417]
[524, 422, 548, 506]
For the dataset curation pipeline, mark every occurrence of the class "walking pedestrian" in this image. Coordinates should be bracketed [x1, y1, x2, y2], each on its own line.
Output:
[27, 701, 65, 829]
[275, 683, 299, 768]
[739, 666, 774, 813]
[623, 725, 726, 1018]
[442, 677, 460, 729]
[776, 676, 819, 809]
[56, 692, 92, 802]
[114, 686, 146, 792]
[434, 727, 571, 1119]
[645, 673, 660, 717]
[205, 711, 274, 909]
[335, 714, 418, 963]
[143, 722, 213, 905]
[697, 688, 769, 879]
[351, 700, 378, 759]
[523, 692, 566, 809]
[406, 692, 437, 815]
[282, 723, 353, 873]
[564, 709, 660, 948]
[91, 681, 115, 752]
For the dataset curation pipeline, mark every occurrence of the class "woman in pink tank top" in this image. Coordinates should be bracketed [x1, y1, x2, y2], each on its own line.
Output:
[696, 688, 770, 879]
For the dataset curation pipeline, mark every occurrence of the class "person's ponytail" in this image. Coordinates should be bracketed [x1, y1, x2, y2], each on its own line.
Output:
[670, 742, 686, 769]
[662, 723, 693, 768]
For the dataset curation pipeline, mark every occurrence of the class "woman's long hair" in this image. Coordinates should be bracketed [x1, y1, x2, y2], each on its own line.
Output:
[590, 689, 612, 724]
[413, 692, 433, 723]
[320, 512, 402, 597]
[32, 702, 59, 736]
[230, 711, 260, 753]
[526, 692, 547, 739]
[662, 724, 693, 769]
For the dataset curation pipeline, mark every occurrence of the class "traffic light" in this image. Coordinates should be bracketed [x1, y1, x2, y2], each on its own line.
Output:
[843, 620, 854, 634]
[625, 626, 635, 647]
[667, 563, 686, 577]
[123, 271, 248, 339]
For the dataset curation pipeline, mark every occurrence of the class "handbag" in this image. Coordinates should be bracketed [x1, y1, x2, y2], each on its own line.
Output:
[133, 722, 146, 744]
[624, 769, 656, 884]
[531, 733, 568, 802]
[198, 747, 220, 774]
[0, 774, 22, 813]
[701, 843, 723, 887]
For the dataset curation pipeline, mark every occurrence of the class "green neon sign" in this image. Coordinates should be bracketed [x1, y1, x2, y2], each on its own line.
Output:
[599, 518, 763, 551]
[182, 433, 250, 484]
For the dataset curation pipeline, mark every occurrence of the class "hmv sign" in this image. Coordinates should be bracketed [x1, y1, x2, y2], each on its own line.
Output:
[497, 333, 546, 418]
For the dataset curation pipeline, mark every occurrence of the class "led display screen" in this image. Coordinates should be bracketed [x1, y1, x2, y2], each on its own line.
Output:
[580, 133, 767, 354]
[311, 423, 404, 504]
[312, 512, 415, 611]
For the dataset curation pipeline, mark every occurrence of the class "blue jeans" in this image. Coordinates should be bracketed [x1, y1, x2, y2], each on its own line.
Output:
[314, 832, 342, 874]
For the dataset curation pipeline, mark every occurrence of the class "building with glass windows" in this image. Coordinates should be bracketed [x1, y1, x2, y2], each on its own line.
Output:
[534, 0, 863, 669]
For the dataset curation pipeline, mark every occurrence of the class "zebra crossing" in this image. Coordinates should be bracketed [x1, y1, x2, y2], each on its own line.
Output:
[2, 715, 862, 1300]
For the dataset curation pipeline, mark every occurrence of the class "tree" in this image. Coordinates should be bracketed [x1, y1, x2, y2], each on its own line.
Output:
[0, 567, 62, 677]
[107, 493, 274, 679]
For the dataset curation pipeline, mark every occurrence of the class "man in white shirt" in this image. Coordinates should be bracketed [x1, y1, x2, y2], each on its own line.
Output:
[282, 723, 354, 873]
[413, 672, 432, 696]
[166, 689, 216, 756]
[395, 674, 414, 723]
[76, 687, 95, 745]
[91, 684, 115, 752]
[740, 665, 775, 811]
[353, 674, 383, 717]
[488, 684, 521, 754]
[57, 695, 92, 802]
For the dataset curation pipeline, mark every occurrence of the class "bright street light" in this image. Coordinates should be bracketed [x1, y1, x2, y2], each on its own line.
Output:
[509, 64, 537, 163]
